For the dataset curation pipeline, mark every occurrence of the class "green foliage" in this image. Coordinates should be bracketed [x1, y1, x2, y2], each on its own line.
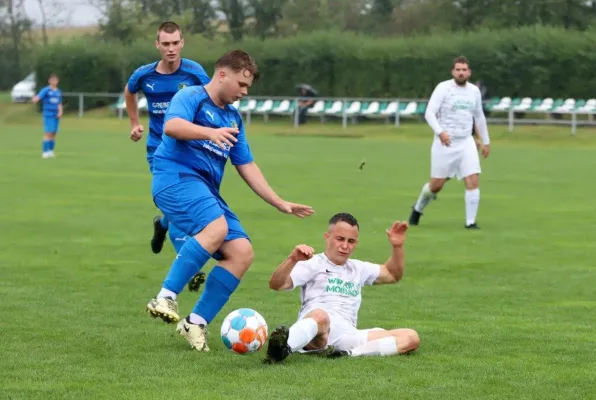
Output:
[32, 26, 596, 103]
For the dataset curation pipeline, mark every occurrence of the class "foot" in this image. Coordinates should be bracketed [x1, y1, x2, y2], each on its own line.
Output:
[42, 152, 50, 159]
[408, 207, 422, 226]
[146, 296, 180, 323]
[151, 215, 168, 254]
[326, 347, 351, 359]
[465, 223, 480, 229]
[48, 151, 55, 158]
[187, 271, 206, 292]
[176, 317, 210, 352]
[264, 326, 292, 364]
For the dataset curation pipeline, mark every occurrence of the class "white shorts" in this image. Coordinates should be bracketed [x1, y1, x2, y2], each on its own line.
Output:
[296, 309, 384, 352]
[431, 136, 480, 180]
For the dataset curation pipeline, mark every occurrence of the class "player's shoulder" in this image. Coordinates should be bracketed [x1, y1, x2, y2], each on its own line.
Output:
[466, 82, 481, 93]
[225, 102, 243, 120]
[296, 253, 324, 268]
[181, 58, 207, 73]
[131, 61, 158, 77]
[435, 79, 454, 90]
[347, 258, 377, 269]
[176, 84, 207, 100]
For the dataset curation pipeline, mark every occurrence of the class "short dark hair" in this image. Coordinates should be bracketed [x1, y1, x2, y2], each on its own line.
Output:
[49, 73, 58, 79]
[215, 49, 260, 82]
[328, 213, 359, 229]
[157, 21, 182, 40]
[452, 56, 470, 69]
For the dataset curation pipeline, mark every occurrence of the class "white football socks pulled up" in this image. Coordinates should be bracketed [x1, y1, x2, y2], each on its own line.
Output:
[349, 336, 398, 357]
[465, 188, 480, 226]
[189, 313, 208, 326]
[414, 183, 435, 213]
[287, 318, 319, 352]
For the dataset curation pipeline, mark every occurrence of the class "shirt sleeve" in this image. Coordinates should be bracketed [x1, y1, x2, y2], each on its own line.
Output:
[288, 260, 314, 290]
[229, 118, 254, 166]
[354, 260, 381, 286]
[164, 87, 201, 123]
[37, 86, 49, 100]
[57, 90, 63, 104]
[473, 88, 490, 145]
[127, 67, 145, 94]
[425, 83, 447, 136]
[192, 65, 211, 86]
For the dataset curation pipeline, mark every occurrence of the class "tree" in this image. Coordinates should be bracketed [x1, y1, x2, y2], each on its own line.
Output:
[247, 0, 286, 39]
[218, 0, 248, 41]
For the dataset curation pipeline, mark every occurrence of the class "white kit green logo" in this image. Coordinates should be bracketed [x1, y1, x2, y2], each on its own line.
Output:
[326, 278, 359, 297]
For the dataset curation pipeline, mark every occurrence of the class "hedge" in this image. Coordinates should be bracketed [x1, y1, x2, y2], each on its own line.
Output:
[34, 26, 596, 111]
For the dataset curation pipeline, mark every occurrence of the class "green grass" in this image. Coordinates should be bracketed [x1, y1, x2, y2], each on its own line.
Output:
[1, 110, 595, 399]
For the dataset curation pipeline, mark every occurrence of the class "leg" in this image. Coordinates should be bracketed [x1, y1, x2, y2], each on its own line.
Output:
[146, 179, 228, 323]
[264, 308, 330, 364]
[146, 147, 170, 255]
[409, 140, 455, 226]
[176, 208, 252, 352]
[329, 328, 420, 358]
[42, 117, 58, 158]
[460, 137, 482, 229]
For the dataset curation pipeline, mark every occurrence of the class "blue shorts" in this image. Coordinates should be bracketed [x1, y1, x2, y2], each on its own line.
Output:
[43, 117, 59, 134]
[153, 176, 249, 257]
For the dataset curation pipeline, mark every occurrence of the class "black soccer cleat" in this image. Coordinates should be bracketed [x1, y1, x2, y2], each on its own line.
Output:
[326, 348, 351, 359]
[187, 271, 206, 292]
[151, 215, 168, 254]
[465, 223, 480, 229]
[408, 207, 422, 226]
[264, 326, 292, 364]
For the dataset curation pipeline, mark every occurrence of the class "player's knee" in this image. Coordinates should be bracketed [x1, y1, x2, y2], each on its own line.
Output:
[195, 216, 228, 251]
[429, 179, 445, 193]
[229, 240, 254, 268]
[465, 174, 479, 190]
[307, 309, 330, 332]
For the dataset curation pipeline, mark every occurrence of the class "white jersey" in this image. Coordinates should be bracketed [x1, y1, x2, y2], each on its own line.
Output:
[425, 79, 490, 145]
[288, 253, 380, 327]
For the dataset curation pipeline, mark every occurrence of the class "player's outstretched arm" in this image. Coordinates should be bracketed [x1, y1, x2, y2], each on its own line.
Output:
[235, 162, 314, 218]
[269, 245, 314, 290]
[374, 221, 408, 285]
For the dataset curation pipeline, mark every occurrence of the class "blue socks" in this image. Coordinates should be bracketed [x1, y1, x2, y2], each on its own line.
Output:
[168, 223, 190, 254]
[162, 238, 212, 294]
[160, 216, 168, 229]
[42, 140, 55, 153]
[49, 140, 55, 151]
[192, 266, 240, 324]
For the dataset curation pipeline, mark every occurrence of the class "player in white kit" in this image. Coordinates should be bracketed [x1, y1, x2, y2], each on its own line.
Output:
[264, 213, 420, 363]
[408, 56, 491, 229]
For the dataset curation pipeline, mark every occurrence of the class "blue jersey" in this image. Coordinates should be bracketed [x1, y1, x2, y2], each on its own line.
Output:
[152, 86, 254, 192]
[37, 86, 62, 118]
[126, 58, 210, 151]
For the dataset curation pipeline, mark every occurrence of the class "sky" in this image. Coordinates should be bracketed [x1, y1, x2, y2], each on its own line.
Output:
[23, 0, 101, 27]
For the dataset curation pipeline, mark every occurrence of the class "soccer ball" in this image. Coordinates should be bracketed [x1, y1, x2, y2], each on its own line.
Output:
[221, 308, 268, 354]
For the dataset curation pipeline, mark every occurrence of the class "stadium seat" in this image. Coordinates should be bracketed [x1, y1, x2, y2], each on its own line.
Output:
[254, 99, 273, 114]
[360, 101, 380, 116]
[307, 100, 325, 115]
[576, 98, 596, 113]
[552, 98, 576, 113]
[513, 97, 532, 112]
[138, 97, 148, 111]
[534, 98, 554, 112]
[345, 101, 362, 116]
[380, 101, 398, 117]
[492, 97, 512, 111]
[232, 100, 240, 109]
[240, 99, 257, 113]
[399, 101, 417, 116]
[324, 101, 344, 115]
[271, 99, 293, 115]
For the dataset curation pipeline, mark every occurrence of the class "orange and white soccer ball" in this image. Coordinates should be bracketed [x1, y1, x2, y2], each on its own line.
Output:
[221, 308, 268, 354]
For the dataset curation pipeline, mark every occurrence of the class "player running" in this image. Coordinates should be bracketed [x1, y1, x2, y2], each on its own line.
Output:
[33, 73, 62, 159]
[264, 213, 419, 363]
[146, 49, 315, 352]
[408, 56, 491, 229]
[124, 21, 210, 270]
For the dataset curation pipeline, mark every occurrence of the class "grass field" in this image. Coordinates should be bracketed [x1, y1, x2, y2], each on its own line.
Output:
[1, 105, 596, 399]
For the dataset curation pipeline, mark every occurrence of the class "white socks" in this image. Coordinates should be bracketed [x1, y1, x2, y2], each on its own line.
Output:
[414, 183, 435, 213]
[189, 313, 208, 326]
[287, 318, 319, 352]
[349, 336, 398, 357]
[157, 288, 177, 300]
[465, 188, 480, 226]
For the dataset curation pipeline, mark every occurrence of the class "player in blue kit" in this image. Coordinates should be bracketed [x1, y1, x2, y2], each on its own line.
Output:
[32, 73, 62, 159]
[146, 49, 315, 352]
[125, 21, 210, 265]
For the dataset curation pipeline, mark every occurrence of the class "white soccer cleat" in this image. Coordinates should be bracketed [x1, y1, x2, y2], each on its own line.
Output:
[42, 152, 50, 159]
[146, 296, 180, 323]
[176, 318, 210, 352]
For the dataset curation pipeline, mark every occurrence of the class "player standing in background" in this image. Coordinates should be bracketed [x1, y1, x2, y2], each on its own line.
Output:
[32, 73, 62, 159]
[125, 21, 211, 270]
[408, 56, 491, 229]
[264, 213, 419, 363]
[146, 49, 315, 352]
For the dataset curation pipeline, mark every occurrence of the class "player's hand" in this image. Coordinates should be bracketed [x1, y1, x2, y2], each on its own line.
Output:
[386, 221, 408, 247]
[277, 201, 315, 218]
[130, 124, 144, 142]
[439, 132, 451, 146]
[57, 111, 63, 118]
[481, 144, 490, 159]
[210, 127, 239, 150]
[290, 244, 315, 262]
